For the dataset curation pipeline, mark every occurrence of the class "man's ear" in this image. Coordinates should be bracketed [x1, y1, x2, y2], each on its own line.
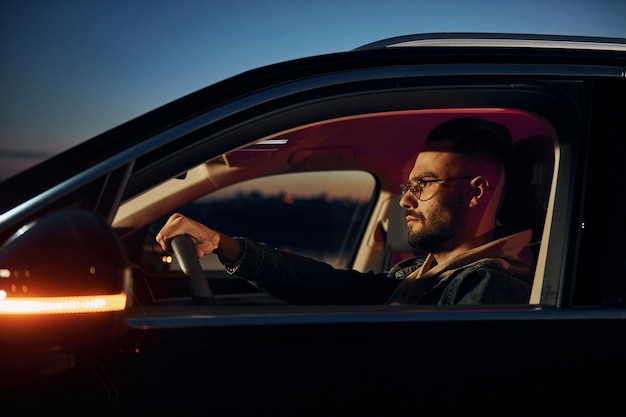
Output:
[468, 177, 490, 207]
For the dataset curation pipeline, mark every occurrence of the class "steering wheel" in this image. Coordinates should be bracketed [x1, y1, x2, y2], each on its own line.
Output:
[170, 235, 215, 305]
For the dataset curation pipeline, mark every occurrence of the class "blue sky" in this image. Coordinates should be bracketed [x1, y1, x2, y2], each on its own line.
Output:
[2, 0, 626, 180]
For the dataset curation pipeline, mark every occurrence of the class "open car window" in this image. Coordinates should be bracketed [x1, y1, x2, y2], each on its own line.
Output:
[115, 106, 561, 308]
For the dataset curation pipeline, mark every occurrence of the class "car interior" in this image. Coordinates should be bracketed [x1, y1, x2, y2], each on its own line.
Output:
[113, 107, 557, 310]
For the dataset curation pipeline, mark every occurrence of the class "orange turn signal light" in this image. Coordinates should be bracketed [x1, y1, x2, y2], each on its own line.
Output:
[0, 290, 127, 315]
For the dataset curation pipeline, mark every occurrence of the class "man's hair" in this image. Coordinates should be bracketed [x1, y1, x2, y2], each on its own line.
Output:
[425, 117, 512, 167]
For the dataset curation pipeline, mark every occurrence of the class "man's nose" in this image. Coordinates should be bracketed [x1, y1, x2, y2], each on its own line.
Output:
[399, 193, 417, 209]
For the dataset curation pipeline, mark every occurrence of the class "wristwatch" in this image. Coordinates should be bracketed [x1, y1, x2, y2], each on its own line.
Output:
[219, 237, 246, 275]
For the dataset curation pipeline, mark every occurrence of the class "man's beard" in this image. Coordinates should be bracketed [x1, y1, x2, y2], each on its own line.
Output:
[407, 210, 461, 254]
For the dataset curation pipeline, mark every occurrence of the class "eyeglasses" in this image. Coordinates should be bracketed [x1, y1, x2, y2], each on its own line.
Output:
[400, 176, 476, 201]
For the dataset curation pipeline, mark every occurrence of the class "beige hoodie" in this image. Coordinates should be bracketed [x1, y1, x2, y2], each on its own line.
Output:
[387, 229, 534, 305]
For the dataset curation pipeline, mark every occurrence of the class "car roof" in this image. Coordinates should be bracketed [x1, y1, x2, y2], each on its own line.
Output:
[356, 32, 626, 51]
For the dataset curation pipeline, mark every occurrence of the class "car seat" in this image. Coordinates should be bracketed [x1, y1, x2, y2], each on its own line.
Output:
[498, 135, 555, 255]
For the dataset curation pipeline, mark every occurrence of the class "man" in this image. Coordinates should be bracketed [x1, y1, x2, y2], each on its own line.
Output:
[156, 117, 534, 305]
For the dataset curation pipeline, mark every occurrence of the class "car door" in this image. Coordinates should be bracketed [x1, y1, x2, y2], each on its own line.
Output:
[114, 41, 626, 415]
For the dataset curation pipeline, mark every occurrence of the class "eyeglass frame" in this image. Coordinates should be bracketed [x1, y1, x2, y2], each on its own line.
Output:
[399, 175, 478, 201]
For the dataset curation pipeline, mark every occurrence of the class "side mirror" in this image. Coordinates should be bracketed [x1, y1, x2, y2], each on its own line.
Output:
[0, 210, 129, 384]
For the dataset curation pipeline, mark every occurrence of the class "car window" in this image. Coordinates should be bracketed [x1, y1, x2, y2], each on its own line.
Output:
[143, 170, 377, 272]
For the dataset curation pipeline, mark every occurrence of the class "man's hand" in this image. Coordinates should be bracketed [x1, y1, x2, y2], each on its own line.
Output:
[155, 213, 230, 259]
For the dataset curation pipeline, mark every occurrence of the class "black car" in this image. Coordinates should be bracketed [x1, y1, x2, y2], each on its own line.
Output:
[1, 33, 626, 416]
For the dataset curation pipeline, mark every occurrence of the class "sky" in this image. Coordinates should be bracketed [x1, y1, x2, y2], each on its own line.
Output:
[2, 0, 626, 181]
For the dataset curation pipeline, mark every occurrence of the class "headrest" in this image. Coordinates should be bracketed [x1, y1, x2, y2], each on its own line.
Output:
[498, 135, 555, 239]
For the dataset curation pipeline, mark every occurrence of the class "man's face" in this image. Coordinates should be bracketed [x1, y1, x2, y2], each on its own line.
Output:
[401, 148, 472, 253]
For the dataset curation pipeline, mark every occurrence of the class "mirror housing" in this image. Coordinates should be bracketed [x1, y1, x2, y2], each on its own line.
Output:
[0, 210, 130, 383]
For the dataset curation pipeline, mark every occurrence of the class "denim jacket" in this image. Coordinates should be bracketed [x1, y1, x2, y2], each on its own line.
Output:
[230, 229, 534, 305]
